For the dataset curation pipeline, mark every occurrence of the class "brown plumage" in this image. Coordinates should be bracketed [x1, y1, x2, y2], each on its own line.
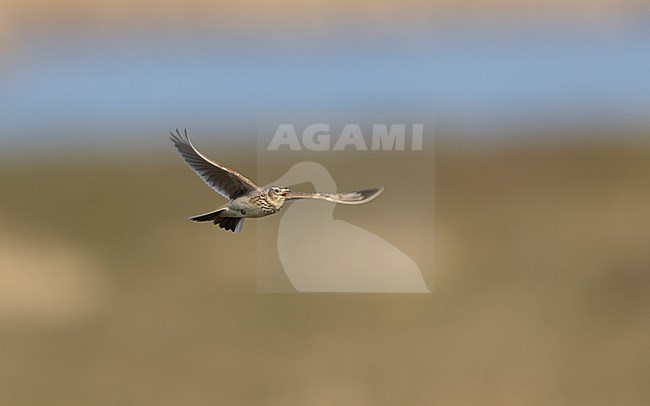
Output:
[170, 129, 384, 232]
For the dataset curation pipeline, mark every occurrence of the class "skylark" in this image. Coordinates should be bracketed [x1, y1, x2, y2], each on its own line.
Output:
[170, 129, 383, 232]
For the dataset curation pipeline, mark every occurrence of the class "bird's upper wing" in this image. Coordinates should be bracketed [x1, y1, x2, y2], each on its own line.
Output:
[285, 187, 384, 205]
[170, 129, 259, 200]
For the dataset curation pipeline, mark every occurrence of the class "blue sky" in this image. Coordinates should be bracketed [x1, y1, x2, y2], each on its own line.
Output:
[2, 23, 650, 150]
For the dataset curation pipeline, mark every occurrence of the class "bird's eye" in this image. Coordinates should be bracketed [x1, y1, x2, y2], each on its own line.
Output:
[240, 209, 246, 215]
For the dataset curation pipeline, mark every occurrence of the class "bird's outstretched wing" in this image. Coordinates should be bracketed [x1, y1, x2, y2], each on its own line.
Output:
[285, 187, 384, 205]
[170, 129, 259, 200]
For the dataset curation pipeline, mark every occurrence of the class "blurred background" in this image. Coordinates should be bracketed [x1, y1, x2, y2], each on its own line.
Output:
[1, 0, 650, 404]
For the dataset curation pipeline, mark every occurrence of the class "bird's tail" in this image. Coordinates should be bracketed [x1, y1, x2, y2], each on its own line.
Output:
[189, 209, 244, 233]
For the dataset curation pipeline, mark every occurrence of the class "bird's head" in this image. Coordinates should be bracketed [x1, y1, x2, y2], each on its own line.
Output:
[268, 186, 291, 198]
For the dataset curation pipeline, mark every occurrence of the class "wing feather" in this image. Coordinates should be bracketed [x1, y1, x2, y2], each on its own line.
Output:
[286, 187, 383, 205]
[170, 129, 259, 200]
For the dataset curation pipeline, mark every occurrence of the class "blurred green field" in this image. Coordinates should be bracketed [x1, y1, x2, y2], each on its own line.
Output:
[0, 142, 649, 405]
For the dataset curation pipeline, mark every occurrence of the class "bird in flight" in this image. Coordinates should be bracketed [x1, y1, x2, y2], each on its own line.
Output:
[170, 129, 384, 232]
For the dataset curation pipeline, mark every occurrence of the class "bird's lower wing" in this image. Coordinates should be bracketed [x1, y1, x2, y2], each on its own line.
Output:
[286, 187, 384, 205]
